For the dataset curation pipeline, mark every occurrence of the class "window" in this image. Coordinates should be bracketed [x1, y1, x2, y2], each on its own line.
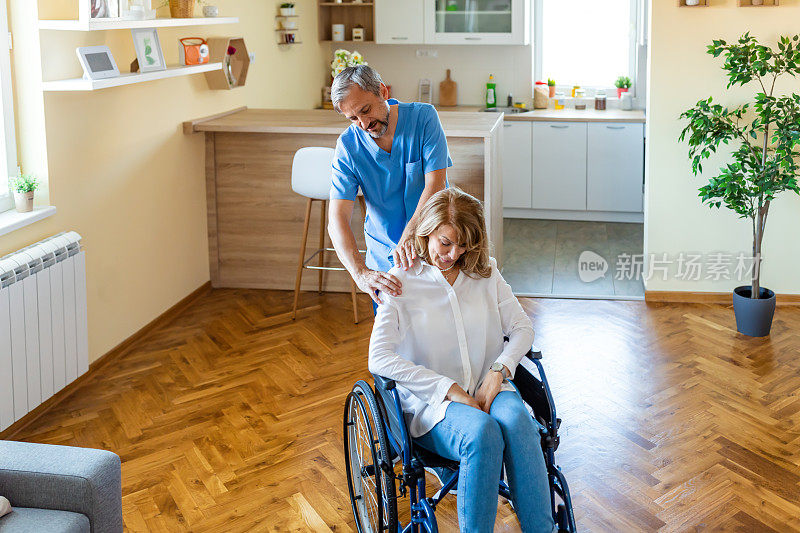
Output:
[533, 0, 647, 99]
[0, 0, 17, 213]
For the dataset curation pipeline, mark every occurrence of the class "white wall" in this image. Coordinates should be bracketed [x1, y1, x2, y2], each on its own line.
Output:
[645, 0, 800, 294]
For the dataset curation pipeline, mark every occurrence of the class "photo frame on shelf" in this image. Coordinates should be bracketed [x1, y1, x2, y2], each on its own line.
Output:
[76, 45, 121, 80]
[90, 0, 109, 18]
[131, 28, 166, 73]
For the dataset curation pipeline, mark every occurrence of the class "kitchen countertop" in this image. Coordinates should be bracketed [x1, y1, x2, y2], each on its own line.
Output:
[185, 106, 504, 138]
[436, 105, 646, 123]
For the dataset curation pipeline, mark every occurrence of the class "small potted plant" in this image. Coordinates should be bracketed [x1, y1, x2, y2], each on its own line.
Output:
[280, 3, 295, 16]
[614, 76, 631, 98]
[679, 33, 800, 337]
[547, 78, 556, 98]
[9, 173, 39, 213]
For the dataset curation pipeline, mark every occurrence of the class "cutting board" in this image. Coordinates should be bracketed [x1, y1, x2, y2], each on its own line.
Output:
[439, 69, 457, 107]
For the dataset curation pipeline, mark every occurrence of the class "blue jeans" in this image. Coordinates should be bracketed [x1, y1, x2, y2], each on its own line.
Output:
[415, 391, 555, 533]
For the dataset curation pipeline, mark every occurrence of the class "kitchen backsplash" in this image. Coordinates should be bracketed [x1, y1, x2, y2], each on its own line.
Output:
[332, 43, 533, 107]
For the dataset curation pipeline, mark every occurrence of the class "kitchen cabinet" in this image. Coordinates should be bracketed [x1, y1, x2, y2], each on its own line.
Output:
[501, 122, 532, 209]
[532, 122, 587, 211]
[587, 123, 644, 212]
[375, 0, 425, 44]
[423, 0, 529, 45]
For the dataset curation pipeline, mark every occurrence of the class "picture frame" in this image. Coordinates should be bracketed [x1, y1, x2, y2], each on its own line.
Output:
[76, 45, 121, 80]
[131, 28, 166, 73]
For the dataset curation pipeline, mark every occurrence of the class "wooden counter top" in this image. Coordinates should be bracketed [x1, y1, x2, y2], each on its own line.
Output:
[185, 106, 504, 138]
[436, 105, 646, 123]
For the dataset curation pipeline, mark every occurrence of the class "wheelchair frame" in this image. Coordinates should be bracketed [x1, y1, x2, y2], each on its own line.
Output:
[343, 348, 577, 533]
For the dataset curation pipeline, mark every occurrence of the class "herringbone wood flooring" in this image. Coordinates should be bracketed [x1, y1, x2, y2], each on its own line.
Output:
[9, 289, 800, 532]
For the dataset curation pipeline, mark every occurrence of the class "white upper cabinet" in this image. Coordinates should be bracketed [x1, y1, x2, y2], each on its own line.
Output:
[375, 0, 425, 44]
[423, 0, 529, 45]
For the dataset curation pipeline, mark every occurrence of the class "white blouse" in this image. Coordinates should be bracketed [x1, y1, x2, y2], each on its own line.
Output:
[368, 257, 535, 438]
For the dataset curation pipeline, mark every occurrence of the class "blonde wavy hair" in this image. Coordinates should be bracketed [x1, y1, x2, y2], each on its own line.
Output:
[413, 188, 492, 278]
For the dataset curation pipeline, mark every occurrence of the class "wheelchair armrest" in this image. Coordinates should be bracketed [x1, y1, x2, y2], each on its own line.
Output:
[523, 347, 543, 360]
[373, 374, 396, 391]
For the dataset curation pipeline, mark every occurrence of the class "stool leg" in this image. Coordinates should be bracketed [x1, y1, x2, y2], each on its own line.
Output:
[351, 278, 359, 324]
[318, 200, 327, 294]
[293, 198, 314, 320]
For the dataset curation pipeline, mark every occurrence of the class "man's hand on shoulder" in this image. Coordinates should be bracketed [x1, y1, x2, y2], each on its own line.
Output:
[355, 267, 402, 304]
[393, 231, 417, 271]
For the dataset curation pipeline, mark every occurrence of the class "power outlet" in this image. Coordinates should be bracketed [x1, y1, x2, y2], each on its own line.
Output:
[415, 49, 438, 58]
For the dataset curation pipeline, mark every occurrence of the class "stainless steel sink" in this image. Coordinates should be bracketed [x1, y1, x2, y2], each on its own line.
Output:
[481, 106, 525, 113]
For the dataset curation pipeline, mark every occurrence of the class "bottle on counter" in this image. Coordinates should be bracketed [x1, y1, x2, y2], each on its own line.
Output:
[486, 74, 496, 108]
[574, 88, 586, 110]
[554, 92, 566, 110]
[594, 90, 607, 110]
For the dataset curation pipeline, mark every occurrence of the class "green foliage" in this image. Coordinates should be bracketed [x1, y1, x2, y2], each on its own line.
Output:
[614, 75, 631, 89]
[679, 33, 800, 293]
[9, 173, 38, 194]
[547, 78, 555, 86]
[280, 3, 294, 7]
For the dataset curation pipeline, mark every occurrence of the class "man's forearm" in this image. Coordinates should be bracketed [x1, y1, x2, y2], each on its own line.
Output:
[328, 216, 366, 279]
[403, 174, 447, 238]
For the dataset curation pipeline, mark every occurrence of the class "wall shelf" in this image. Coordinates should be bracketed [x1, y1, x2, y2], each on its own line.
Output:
[737, 0, 778, 5]
[319, 0, 374, 41]
[42, 63, 222, 91]
[677, 0, 708, 5]
[39, 16, 239, 31]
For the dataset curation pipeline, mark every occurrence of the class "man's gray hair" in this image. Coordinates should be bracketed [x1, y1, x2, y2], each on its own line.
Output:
[331, 65, 384, 113]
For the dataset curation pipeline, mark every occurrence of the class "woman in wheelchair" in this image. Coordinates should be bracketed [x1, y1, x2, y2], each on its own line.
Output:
[368, 188, 556, 532]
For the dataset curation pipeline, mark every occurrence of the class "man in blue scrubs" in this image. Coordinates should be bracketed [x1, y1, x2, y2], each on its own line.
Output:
[328, 66, 452, 307]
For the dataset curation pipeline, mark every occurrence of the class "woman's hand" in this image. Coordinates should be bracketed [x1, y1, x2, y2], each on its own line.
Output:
[392, 232, 417, 271]
[446, 383, 480, 411]
[475, 369, 505, 413]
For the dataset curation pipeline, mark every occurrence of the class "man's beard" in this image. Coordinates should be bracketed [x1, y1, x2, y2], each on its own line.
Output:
[367, 106, 391, 139]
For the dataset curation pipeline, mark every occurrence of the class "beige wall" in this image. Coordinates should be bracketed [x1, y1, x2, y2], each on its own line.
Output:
[2, 0, 325, 363]
[645, 0, 800, 294]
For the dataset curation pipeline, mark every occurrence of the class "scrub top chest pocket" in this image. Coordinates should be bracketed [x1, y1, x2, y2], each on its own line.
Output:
[404, 160, 425, 218]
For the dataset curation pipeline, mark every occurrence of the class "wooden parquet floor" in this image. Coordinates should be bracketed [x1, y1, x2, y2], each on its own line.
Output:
[9, 289, 800, 532]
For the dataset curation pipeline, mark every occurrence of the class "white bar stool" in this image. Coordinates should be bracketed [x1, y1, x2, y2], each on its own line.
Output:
[291, 147, 366, 323]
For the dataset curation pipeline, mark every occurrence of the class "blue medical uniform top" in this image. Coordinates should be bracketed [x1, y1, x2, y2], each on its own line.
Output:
[330, 99, 453, 273]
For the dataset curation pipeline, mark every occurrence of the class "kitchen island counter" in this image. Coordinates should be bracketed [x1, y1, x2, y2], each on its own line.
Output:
[185, 107, 504, 292]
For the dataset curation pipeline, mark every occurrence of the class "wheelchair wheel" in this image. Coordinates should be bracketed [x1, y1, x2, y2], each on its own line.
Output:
[343, 380, 398, 533]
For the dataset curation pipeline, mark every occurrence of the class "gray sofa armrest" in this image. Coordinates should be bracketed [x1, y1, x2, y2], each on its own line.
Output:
[0, 440, 122, 533]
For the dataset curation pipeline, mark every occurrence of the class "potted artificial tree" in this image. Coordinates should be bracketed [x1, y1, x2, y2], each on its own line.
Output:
[9, 173, 39, 213]
[679, 32, 800, 337]
[614, 76, 631, 98]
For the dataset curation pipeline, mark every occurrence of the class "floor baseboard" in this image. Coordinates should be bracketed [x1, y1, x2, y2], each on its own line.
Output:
[645, 290, 800, 306]
[0, 280, 212, 440]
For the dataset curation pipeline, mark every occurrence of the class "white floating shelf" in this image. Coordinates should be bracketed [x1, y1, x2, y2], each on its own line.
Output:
[39, 16, 239, 31]
[42, 63, 222, 92]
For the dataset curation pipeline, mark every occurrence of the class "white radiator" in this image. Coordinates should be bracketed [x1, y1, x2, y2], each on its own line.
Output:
[0, 231, 88, 432]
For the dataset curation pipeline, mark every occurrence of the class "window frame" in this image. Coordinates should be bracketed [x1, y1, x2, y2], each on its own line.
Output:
[0, 0, 17, 213]
[533, 0, 647, 105]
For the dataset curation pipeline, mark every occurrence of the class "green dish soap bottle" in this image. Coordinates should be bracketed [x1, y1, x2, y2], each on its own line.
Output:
[486, 74, 496, 108]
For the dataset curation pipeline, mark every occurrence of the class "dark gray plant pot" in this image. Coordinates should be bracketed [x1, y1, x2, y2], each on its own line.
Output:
[732, 285, 776, 337]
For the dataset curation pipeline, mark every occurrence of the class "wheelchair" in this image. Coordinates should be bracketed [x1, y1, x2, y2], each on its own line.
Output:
[343, 347, 576, 533]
